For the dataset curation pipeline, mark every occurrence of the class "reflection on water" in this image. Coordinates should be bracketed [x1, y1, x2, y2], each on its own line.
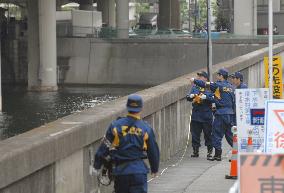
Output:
[0, 86, 140, 140]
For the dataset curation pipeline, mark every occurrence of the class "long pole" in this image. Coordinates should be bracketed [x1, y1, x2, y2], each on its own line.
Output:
[207, 0, 213, 81]
[194, 0, 197, 29]
[0, 36, 2, 111]
[268, 0, 273, 99]
[188, 0, 191, 31]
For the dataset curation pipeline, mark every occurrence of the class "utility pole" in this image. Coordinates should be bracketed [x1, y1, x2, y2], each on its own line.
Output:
[268, 0, 273, 99]
[0, 37, 2, 111]
[194, 0, 197, 29]
[188, 0, 191, 31]
[207, 0, 213, 81]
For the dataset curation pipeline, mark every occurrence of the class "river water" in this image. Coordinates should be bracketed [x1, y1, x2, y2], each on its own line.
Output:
[0, 86, 144, 140]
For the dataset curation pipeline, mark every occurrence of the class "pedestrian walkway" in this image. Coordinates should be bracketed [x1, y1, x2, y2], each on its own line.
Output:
[148, 141, 235, 193]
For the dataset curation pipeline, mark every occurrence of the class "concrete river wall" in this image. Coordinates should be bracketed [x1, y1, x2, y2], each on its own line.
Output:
[0, 43, 284, 193]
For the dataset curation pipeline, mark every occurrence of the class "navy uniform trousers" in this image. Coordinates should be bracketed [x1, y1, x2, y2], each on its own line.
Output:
[212, 114, 234, 150]
[191, 120, 212, 148]
[114, 174, 147, 193]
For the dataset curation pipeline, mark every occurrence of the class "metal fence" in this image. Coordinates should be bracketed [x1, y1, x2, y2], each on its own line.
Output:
[56, 24, 284, 40]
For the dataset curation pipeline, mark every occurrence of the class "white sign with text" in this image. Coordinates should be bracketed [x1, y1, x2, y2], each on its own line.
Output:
[236, 88, 269, 152]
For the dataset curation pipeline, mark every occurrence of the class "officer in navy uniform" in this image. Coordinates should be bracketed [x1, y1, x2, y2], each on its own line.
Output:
[230, 71, 248, 89]
[229, 71, 248, 134]
[93, 94, 160, 193]
[191, 68, 235, 161]
[187, 71, 213, 160]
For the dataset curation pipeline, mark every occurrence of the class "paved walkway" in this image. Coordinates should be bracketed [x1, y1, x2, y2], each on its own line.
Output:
[148, 141, 236, 193]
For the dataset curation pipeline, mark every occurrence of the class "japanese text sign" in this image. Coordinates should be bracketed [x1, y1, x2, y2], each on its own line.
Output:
[239, 153, 284, 193]
[264, 56, 283, 99]
[264, 100, 284, 153]
[236, 88, 269, 152]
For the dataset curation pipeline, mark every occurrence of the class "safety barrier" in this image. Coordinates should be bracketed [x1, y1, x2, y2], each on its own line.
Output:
[226, 126, 238, 180]
[228, 181, 239, 193]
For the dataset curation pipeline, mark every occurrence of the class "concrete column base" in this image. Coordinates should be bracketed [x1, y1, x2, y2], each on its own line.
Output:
[116, 0, 129, 38]
[28, 85, 58, 92]
[158, 0, 180, 29]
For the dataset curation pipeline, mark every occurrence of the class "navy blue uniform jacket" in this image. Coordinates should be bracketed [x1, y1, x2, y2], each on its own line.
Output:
[186, 85, 213, 123]
[194, 79, 235, 115]
[94, 114, 160, 175]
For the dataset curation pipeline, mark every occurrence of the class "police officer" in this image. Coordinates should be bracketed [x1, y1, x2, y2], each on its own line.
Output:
[93, 94, 160, 193]
[230, 71, 248, 89]
[187, 71, 213, 160]
[191, 68, 235, 161]
[230, 71, 248, 133]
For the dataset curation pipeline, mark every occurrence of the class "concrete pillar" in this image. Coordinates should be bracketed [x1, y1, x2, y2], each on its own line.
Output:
[234, 0, 257, 36]
[158, 0, 180, 29]
[27, 0, 57, 91]
[116, 0, 128, 38]
[97, 0, 116, 27]
[27, 0, 40, 90]
[56, 1, 62, 11]
[79, 0, 94, 11]
[38, 0, 57, 90]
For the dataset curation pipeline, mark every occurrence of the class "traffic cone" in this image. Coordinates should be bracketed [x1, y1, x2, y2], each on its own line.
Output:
[225, 126, 238, 180]
[246, 129, 253, 152]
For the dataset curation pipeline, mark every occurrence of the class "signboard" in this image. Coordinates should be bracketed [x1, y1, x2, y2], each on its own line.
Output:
[264, 100, 284, 153]
[239, 153, 284, 193]
[264, 56, 283, 99]
[236, 88, 269, 152]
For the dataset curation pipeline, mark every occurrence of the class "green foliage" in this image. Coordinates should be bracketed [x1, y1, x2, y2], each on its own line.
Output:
[193, 0, 217, 29]
[134, 3, 150, 19]
[180, 0, 189, 23]
[214, 8, 230, 31]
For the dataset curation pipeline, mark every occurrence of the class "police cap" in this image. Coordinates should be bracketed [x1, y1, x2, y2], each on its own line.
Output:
[197, 71, 209, 79]
[217, 68, 229, 77]
[126, 94, 143, 113]
[230, 71, 243, 81]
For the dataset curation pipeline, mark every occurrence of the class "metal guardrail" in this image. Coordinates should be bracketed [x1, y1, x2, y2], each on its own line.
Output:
[56, 25, 284, 40]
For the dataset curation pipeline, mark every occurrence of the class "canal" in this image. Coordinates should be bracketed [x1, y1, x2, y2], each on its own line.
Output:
[0, 86, 144, 140]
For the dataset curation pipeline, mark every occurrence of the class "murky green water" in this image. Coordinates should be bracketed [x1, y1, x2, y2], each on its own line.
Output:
[0, 86, 144, 140]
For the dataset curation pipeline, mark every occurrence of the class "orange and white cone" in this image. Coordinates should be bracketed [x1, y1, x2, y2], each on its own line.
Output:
[246, 129, 253, 153]
[225, 126, 238, 180]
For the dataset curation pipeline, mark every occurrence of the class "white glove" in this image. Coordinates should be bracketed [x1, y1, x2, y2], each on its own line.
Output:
[189, 94, 195, 98]
[190, 78, 195, 82]
[90, 166, 100, 176]
[200, 94, 206, 100]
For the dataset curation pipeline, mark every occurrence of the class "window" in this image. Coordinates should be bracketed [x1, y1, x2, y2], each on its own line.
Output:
[281, 0, 284, 10]
[258, 0, 268, 12]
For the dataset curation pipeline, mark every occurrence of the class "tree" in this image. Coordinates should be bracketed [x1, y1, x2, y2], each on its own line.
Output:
[180, 0, 189, 27]
[194, 0, 217, 29]
[215, 10, 230, 31]
[134, 3, 150, 20]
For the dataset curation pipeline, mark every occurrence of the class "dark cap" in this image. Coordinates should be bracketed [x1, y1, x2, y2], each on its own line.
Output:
[197, 71, 209, 79]
[217, 68, 229, 77]
[230, 71, 243, 81]
[126, 94, 143, 113]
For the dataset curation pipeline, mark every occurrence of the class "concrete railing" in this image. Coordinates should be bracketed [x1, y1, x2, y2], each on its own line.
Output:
[57, 38, 284, 86]
[1, 42, 284, 193]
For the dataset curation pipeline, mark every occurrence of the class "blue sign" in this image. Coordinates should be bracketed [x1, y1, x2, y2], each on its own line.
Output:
[250, 109, 265, 125]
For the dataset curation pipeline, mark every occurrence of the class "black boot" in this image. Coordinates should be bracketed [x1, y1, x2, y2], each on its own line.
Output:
[207, 146, 213, 160]
[214, 149, 222, 161]
[191, 147, 199, 157]
[208, 149, 222, 161]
